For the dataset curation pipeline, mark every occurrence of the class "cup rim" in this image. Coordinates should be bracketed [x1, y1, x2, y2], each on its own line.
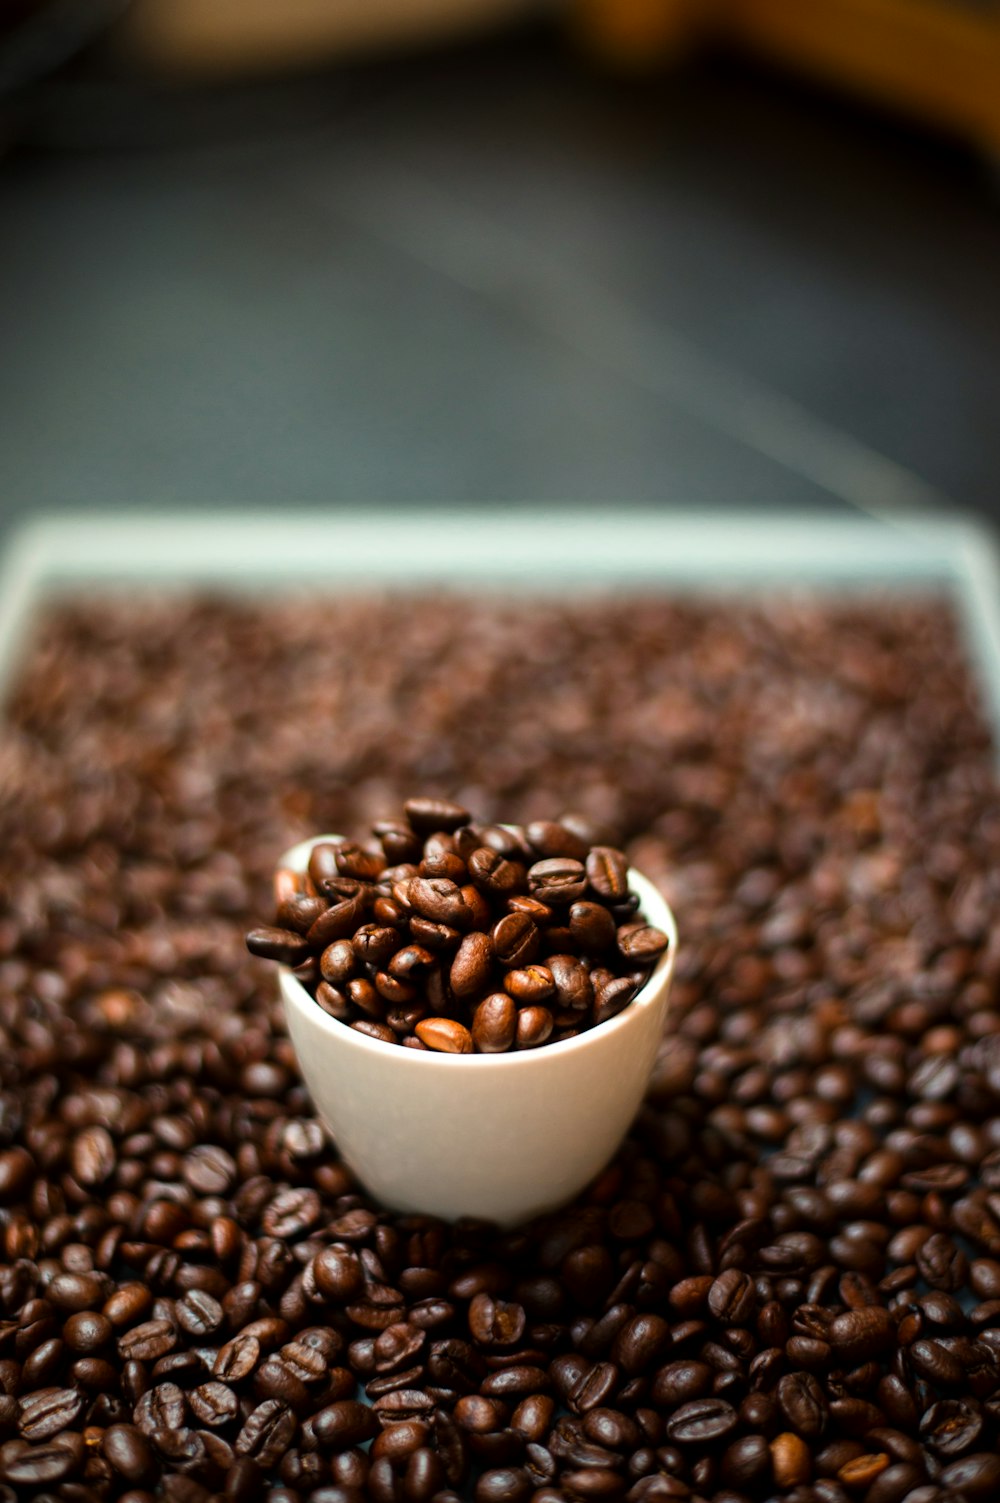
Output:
[277, 833, 678, 1071]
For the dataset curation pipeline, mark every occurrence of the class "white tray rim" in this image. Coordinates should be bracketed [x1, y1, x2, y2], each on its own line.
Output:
[1, 508, 999, 763]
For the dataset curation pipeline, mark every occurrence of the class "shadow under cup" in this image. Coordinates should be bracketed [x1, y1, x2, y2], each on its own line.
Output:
[278, 838, 678, 1227]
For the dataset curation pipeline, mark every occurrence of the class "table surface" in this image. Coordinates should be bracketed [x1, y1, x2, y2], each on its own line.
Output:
[0, 29, 999, 535]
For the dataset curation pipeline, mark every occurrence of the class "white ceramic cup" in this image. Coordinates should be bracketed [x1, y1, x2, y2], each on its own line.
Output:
[278, 835, 678, 1227]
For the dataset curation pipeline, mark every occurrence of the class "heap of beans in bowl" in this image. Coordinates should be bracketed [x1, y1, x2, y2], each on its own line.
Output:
[246, 799, 670, 1052]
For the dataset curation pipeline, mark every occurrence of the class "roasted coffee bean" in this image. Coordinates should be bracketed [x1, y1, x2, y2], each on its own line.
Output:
[527, 858, 588, 905]
[316, 982, 351, 1019]
[352, 924, 398, 969]
[371, 1418, 431, 1461]
[516, 1005, 554, 1049]
[481, 1366, 550, 1399]
[63, 1309, 112, 1354]
[17, 1386, 83, 1440]
[1, 1436, 79, 1485]
[666, 1399, 738, 1443]
[491, 911, 541, 970]
[405, 799, 470, 835]
[547, 953, 594, 1012]
[312, 1400, 381, 1450]
[48, 1272, 104, 1312]
[321, 938, 357, 984]
[526, 820, 590, 861]
[375, 819, 424, 864]
[708, 1270, 756, 1326]
[720, 1434, 772, 1490]
[214, 1334, 260, 1382]
[939, 1452, 1000, 1501]
[308, 842, 342, 887]
[246, 926, 311, 964]
[569, 902, 617, 952]
[920, 1398, 983, 1456]
[0, 1148, 34, 1204]
[652, 1361, 713, 1407]
[450, 932, 495, 998]
[612, 1314, 672, 1375]
[909, 1339, 966, 1387]
[189, 1381, 238, 1427]
[468, 1293, 526, 1349]
[917, 1234, 968, 1292]
[135, 1381, 187, 1435]
[471, 994, 517, 1053]
[504, 965, 555, 1003]
[182, 1144, 237, 1196]
[415, 1018, 473, 1054]
[235, 1400, 297, 1469]
[594, 976, 639, 1024]
[102, 1423, 156, 1484]
[277, 890, 327, 934]
[334, 841, 384, 881]
[176, 1291, 224, 1338]
[828, 1306, 895, 1363]
[467, 848, 525, 896]
[777, 1372, 828, 1438]
[313, 1247, 365, 1303]
[585, 848, 629, 901]
[771, 1431, 811, 1489]
[71, 1125, 116, 1186]
[308, 897, 367, 948]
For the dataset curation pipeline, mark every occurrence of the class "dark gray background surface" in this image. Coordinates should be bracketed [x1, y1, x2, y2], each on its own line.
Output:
[1, 22, 998, 538]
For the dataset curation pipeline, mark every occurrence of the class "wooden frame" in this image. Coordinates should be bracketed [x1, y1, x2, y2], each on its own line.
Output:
[576, 0, 1000, 155]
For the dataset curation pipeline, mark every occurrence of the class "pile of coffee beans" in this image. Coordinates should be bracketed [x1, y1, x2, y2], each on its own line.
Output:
[246, 801, 669, 1052]
[0, 590, 998, 1503]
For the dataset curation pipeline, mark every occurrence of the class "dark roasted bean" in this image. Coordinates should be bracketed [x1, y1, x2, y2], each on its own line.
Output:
[135, 1381, 187, 1434]
[414, 1017, 473, 1054]
[527, 858, 588, 905]
[828, 1306, 895, 1362]
[920, 1398, 983, 1456]
[246, 926, 312, 964]
[71, 1125, 116, 1186]
[617, 925, 669, 963]
[515, 1005, 554, 1049]
[405, 798, 470, 835]
[491, 912, 541, 969]
[17, 1386, 83, 1440]
[103, 1423, 157, 1485]
[213, 1334, 260, 1382]
[939, 1452, 1000, 1501]
[450, 932, 495, 998]
[313, 1247, 365, 1303]
[569, 902, 617, 952]
[472, 993, 517, 1053]
[586, 848, 629, 901]
[708, 1270, 756, 1326]
[611, 1314, 672, 1375]
[47, 1272, 104, 1312]
[63, 1309, 113, 1354]
[777, 1372, 828, 1438]
[118, 1319, 177, 1362]
[666, 1399, 738, 1443]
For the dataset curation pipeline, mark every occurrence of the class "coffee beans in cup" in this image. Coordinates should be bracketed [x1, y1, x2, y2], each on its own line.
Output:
[247, 802, 670, 1051]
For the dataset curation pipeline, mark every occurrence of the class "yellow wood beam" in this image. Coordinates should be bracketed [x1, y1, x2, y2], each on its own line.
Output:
[724, 0, 1000, 152]
[574, 0, 1000, 153]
